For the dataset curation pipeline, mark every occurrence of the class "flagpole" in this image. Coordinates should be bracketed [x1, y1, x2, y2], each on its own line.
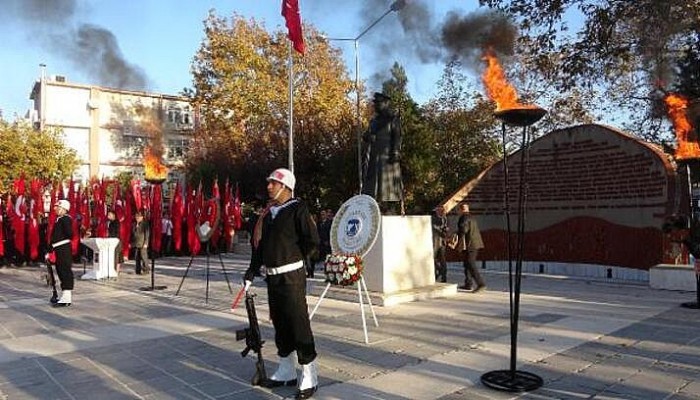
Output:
[288, 42, 294, 173]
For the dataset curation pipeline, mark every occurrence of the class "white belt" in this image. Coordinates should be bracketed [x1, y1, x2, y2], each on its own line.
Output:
[52, 239, 70, 249]
[266, 260, 304, 276]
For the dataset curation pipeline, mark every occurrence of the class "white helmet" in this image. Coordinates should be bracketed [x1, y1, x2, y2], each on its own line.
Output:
[267, 168, 296, 190]
[56, 199, 71, 212]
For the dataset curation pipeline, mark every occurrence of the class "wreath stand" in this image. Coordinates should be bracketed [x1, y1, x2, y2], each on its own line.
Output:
[309, 275, 378, 344]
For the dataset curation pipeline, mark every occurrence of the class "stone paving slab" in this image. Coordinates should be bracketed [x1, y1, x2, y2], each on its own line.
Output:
[1, 256, 700, 399]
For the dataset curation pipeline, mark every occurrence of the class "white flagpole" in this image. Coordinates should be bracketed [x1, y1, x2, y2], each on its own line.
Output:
[288, 42, 294, 173]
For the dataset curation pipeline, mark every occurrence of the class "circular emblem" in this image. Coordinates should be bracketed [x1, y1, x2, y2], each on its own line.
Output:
[330, 195, 381, 257]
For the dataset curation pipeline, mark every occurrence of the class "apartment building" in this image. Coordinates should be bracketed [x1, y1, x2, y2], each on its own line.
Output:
[29, 74, 194, 184]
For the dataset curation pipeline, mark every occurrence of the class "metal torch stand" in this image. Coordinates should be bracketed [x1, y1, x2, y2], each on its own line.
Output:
[140, 180, 167, 292]
[680, 163, 700, 309]
[175, 241, 233, 303]
[481, 122, 544, 392]
[140, 252, 167, 292]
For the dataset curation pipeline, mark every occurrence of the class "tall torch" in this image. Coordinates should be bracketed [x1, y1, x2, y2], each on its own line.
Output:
[479, 49, 545, 393]
[140, 147, 168, 292]
[665, 93, 700, 309]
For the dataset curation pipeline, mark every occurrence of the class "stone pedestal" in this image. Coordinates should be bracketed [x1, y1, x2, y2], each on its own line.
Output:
[650, 263, 697, 291]
[361, 215, 456, 306]
[80, 238, 119, 280]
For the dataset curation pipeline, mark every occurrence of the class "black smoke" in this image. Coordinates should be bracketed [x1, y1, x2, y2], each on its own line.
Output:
[354, 0, 518, 87]
[3, 0, 148, 90]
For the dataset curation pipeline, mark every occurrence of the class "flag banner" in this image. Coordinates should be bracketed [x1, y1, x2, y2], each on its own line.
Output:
[151, 184, 163, 253]
[172, 182, 184, 252]
[282, 0, 305, 54]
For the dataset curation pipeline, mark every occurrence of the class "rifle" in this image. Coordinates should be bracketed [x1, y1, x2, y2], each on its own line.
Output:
[45, 260, 59, 304]
[235, 292, 267, 385]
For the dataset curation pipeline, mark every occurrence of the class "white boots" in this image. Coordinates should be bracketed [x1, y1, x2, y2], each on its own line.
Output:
[54, 290, 72, 307]
[296, 360, 318, 399]
[264, 352, 298, 387]
[264, 352, 319, 399]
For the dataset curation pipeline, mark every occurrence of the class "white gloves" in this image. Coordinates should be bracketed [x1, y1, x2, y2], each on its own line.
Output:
[244, 280, 252, 292]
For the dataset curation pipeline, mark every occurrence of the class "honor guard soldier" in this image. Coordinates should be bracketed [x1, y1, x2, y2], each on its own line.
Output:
[244, 168, 320, 399]
[49, 199, 74, 307]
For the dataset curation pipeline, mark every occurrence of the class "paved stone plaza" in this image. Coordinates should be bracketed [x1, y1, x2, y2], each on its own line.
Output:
[1, 253, 700, 399]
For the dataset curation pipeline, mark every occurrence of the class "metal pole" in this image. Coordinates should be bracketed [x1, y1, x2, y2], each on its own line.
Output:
[288, 43, 294, 173]
[39, 64, 46, 131]
[324, 0, 405, 192]
[355, 40, 362, 192]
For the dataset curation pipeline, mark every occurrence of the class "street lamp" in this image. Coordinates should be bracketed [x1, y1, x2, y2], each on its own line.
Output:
[325, 0, 406, 192]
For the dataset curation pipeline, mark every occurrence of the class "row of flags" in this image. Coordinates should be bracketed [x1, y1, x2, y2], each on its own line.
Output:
[0, 176, 243, 261]
[0, 0, 294, 261]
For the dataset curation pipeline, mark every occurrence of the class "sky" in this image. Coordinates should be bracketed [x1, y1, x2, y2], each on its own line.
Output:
[0, 0, 508, 120]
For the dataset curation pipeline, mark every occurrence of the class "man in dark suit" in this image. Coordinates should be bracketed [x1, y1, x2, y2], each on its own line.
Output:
[131, 212, 150, 275]
[457, 203, 486, 292]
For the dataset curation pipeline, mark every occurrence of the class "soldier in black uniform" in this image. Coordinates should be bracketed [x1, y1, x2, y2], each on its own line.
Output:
[244, 168, 320, 400]
[49, 199, 74, 307]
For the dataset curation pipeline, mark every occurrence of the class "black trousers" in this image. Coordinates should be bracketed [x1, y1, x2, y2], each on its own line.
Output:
[55, 245, 74, 290]
[267, 267, 317, 365]
[462, 249, 485, 289]
[434, 245, 447, 281]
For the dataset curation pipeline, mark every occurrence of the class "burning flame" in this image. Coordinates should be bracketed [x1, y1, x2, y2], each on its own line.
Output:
[143, 147, 168, 181]
[481, 50, 537, 111]
[664, 93, 700, 160]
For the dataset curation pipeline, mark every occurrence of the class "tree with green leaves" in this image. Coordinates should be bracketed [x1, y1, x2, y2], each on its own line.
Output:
[423, 59, 502, 203]
[0, 120, 79, 192]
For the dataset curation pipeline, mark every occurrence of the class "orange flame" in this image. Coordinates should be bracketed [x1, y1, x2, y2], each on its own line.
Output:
[143, 147, 168, 181]
[664, 93, 700, 160]
[481, 50, 537, 111]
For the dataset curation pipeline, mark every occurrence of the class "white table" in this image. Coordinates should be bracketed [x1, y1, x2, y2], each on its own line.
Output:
[80, 238, 120, 280]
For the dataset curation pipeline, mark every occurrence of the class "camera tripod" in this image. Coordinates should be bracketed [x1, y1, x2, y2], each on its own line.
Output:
[175, 240, 233, 303]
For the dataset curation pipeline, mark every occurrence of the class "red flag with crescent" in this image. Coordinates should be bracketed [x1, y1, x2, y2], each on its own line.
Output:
[171, 181, 184, 252]
[282, 0, 305, 54]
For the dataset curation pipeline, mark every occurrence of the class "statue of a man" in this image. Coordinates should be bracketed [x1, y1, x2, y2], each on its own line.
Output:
[361, 92, 403, 210]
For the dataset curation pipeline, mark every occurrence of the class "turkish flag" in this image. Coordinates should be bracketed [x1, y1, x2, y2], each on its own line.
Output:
[131, 179, 142, 211]
[282, 0, 304, 54]
[94, 179, 107, 238]
[171, 182, 184, 252]
[187, 185, 201, 255]
[121, 188, 133, 259]
[233, 184, 243, 230]
[150, 184, 163, 253]
[47, 184, 60, 243]
[0, 211, 4, 258]
[28, 215, 39, 261]
[222, 180, 233, 250]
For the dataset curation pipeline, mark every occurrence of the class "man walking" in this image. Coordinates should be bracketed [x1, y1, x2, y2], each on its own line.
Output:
[131, 212, 150, 275]
[457, 203, 486, 292]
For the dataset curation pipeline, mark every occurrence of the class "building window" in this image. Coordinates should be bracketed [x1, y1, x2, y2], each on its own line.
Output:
[121, 136, 148, 159]
[167, 106, 180, 124]
[167, 138, 190, 159]
[182, 106, 191, 126]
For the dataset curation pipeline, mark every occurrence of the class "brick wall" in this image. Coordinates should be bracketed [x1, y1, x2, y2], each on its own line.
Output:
[445, 124, 685, 270]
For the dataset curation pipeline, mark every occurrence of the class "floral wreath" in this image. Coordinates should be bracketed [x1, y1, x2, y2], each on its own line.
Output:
[324, 253, 363, 286]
